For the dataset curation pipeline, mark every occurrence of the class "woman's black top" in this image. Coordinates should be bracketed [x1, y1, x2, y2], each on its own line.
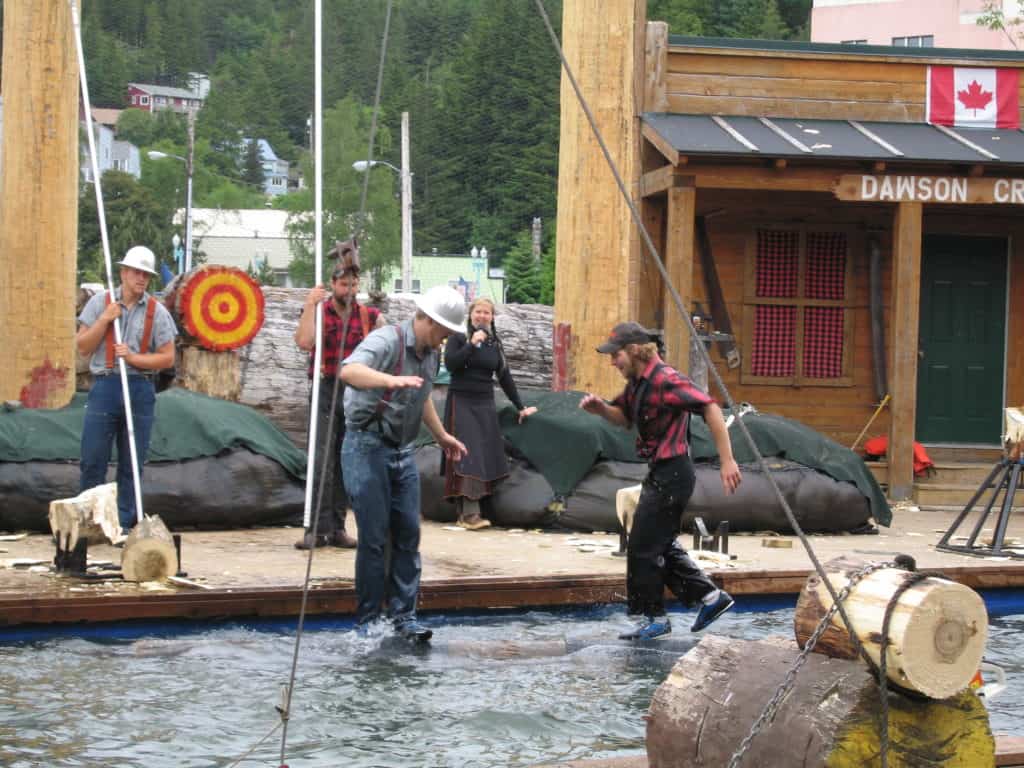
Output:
[444, 331, 525, 411]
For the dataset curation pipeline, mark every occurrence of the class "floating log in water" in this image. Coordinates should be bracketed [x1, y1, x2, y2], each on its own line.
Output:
[121, 515, 177, 583]
[794, 555, 987, 699]
[49, 482, 121, 547]
[646, 635, 995, 768]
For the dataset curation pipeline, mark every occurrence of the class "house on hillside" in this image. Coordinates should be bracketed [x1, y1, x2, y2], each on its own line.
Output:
[557, 4, 1024, 500]
[181, 208, 302, 287]
[380, 252, 506, 302]
[811, 0, 1018, 50]
[244, 139, 291, 197]
[127, 82, 204, 116]
[80, 121, 140, 182]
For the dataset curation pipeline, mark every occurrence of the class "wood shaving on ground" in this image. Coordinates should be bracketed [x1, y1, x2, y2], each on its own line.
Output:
[442, 526, 465, 532]
[0, 533, 28, 541]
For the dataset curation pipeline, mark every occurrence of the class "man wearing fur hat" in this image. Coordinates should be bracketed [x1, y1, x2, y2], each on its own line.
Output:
[293, 238, 384, 550]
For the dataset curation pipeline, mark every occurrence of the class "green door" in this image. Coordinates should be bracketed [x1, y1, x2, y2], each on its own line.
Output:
[916, 235, 1006, 444]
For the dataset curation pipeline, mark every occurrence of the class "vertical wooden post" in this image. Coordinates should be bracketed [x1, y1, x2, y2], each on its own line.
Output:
[554, 0, 646, 396]
[0, 0, 79, 408]
[888, 202, 923, 500]
[663, 182, 695, 370]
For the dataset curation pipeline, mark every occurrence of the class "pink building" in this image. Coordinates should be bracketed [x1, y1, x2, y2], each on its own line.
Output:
[812, 0, 1021, 50]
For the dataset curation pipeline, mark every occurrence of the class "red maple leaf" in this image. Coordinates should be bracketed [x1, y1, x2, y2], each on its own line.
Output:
[957, 80, 993, 114]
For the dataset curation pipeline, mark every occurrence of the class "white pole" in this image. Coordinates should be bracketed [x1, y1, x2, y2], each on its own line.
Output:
[69, 0, 145, 524]
[400, 111, 413, 292]
[184, 113, 195, 272]
[302, 0, 325, 530]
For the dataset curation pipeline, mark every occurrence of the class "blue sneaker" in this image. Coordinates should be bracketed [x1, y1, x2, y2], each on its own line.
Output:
[691, 590, 734, 632]
[395, 620, 433, 644]
[619, 616, 672, 641]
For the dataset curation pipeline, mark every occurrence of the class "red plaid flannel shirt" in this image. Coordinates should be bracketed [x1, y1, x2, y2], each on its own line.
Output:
[611, 358, 713, 462]
[307, 299, 380, 379]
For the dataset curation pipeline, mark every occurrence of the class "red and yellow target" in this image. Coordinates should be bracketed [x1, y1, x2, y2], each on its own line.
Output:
[178, 266, 265, 351]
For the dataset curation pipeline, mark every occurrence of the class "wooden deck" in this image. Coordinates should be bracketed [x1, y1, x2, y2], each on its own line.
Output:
[2, 506, 1024, 628]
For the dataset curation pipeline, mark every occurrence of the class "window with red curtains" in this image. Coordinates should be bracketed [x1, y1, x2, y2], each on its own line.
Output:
[743, 228, 854, 386]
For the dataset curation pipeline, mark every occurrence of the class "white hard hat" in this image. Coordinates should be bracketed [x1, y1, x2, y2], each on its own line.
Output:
[117, 245, 158, 276]
[415, 285, 466, 333]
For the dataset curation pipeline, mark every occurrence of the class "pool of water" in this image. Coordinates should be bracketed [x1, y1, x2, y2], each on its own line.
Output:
[0, 598, 1019, 768]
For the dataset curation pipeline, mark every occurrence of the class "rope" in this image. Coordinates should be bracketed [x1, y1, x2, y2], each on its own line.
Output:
[224, 721, 282, 768]
[277, 2, 394, 765]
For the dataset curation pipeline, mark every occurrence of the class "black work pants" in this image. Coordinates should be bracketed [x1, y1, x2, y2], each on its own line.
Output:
[627, 454, 717, 617]
[309, 377, 348, 533]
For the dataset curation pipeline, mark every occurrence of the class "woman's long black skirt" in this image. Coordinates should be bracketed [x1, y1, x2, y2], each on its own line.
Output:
[442, 389, 510, 500]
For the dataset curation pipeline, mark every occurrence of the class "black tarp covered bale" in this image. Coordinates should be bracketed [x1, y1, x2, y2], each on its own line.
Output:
[0, 448, 303, 532]
[417, 444, 871, 534]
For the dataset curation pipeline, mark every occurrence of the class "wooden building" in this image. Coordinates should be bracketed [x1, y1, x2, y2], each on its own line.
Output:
[555, 2, 1024, 499]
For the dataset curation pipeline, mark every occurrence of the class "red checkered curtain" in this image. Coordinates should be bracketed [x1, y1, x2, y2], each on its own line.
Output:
[751, 230, 799, 377]
[803, 233, 847, 378]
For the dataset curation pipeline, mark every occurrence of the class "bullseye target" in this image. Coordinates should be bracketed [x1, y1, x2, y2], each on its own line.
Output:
[179, 266, 265, 351]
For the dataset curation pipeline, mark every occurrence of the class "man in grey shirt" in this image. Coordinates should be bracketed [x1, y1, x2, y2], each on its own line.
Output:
[340, 285, 468, 644]
[77, 246, 177, 535]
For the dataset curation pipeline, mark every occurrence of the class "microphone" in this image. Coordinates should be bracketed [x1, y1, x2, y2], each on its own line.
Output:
[472, 326, 489, 348]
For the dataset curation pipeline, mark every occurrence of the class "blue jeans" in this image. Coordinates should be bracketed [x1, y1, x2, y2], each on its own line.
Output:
[79, 375, 156, 532]
[342, 429, 421, 625]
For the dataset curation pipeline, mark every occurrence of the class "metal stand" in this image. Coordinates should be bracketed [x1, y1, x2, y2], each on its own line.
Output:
[936, 456, 1024, 559]
[692, 516, 733, 557]
[54, 533, 88, 575]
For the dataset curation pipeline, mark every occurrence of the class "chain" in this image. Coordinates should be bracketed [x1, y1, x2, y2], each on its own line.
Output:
[727, 562, 894, 768]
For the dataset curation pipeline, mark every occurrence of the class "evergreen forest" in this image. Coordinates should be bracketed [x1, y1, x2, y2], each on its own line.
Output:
[0, 0, 812, 297]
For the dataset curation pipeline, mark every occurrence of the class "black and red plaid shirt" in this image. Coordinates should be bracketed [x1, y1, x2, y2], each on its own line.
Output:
[306, 299, 380, 379]
[611, 358, 713, 462]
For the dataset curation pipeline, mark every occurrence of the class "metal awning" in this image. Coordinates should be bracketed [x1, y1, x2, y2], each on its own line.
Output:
[643, 113, 1024, 166]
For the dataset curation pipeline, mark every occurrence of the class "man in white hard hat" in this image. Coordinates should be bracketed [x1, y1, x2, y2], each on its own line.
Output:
[339, 285, 468, 644]
[76, 246, 177, 536]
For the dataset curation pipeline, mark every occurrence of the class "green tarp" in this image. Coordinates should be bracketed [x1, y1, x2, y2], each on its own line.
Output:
[491, 391, 891, 527]
[0, 389, 307, 479]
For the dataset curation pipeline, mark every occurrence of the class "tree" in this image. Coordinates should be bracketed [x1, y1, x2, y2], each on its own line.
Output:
[242, 139, 266, 190]
[284, 96, 400, 289]
[503, 231, 542, 305]
[977, 0, 1024, 48]
[247, 258, 277, 287]
[78, 171, 176, 284]
[538, 245, 556, 306]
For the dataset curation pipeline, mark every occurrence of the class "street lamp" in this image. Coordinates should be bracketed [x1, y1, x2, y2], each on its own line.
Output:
[149, 149, 194, 273]
[351, 111, 413, 294]
[470, 246, 488, 300]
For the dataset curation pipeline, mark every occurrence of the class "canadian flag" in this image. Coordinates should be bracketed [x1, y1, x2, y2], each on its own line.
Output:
[927, 66, 1019, 129]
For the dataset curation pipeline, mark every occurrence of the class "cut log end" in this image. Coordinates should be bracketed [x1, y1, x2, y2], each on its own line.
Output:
[121, 515, 177, 583]
[795, 557, 988, 699]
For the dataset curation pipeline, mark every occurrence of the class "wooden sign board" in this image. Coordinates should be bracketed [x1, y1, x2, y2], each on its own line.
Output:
[834, 174, 1024, 204]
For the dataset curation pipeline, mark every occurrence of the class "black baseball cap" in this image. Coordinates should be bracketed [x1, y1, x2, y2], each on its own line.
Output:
[596, 321, 653, 353]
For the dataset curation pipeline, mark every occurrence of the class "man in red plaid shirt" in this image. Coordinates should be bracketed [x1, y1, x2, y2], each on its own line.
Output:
[293, 246, 384, 550]
[581, 321, 742, 640]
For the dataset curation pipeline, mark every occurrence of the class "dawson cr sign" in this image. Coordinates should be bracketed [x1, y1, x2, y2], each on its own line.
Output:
[834, 174, 1024, 204]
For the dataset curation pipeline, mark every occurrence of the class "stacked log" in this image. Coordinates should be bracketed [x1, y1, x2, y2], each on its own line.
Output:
[645, 557, 995, 767]
[237, 290, 555, 445]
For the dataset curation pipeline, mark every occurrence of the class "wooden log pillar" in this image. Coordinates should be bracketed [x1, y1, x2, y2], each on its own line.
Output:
[646, 635, 996, 768]
[554, 0, 647, 397]
[663, 182, 695, 371]
[0, 0, 79, 408]
[889, 202, 922, 499]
